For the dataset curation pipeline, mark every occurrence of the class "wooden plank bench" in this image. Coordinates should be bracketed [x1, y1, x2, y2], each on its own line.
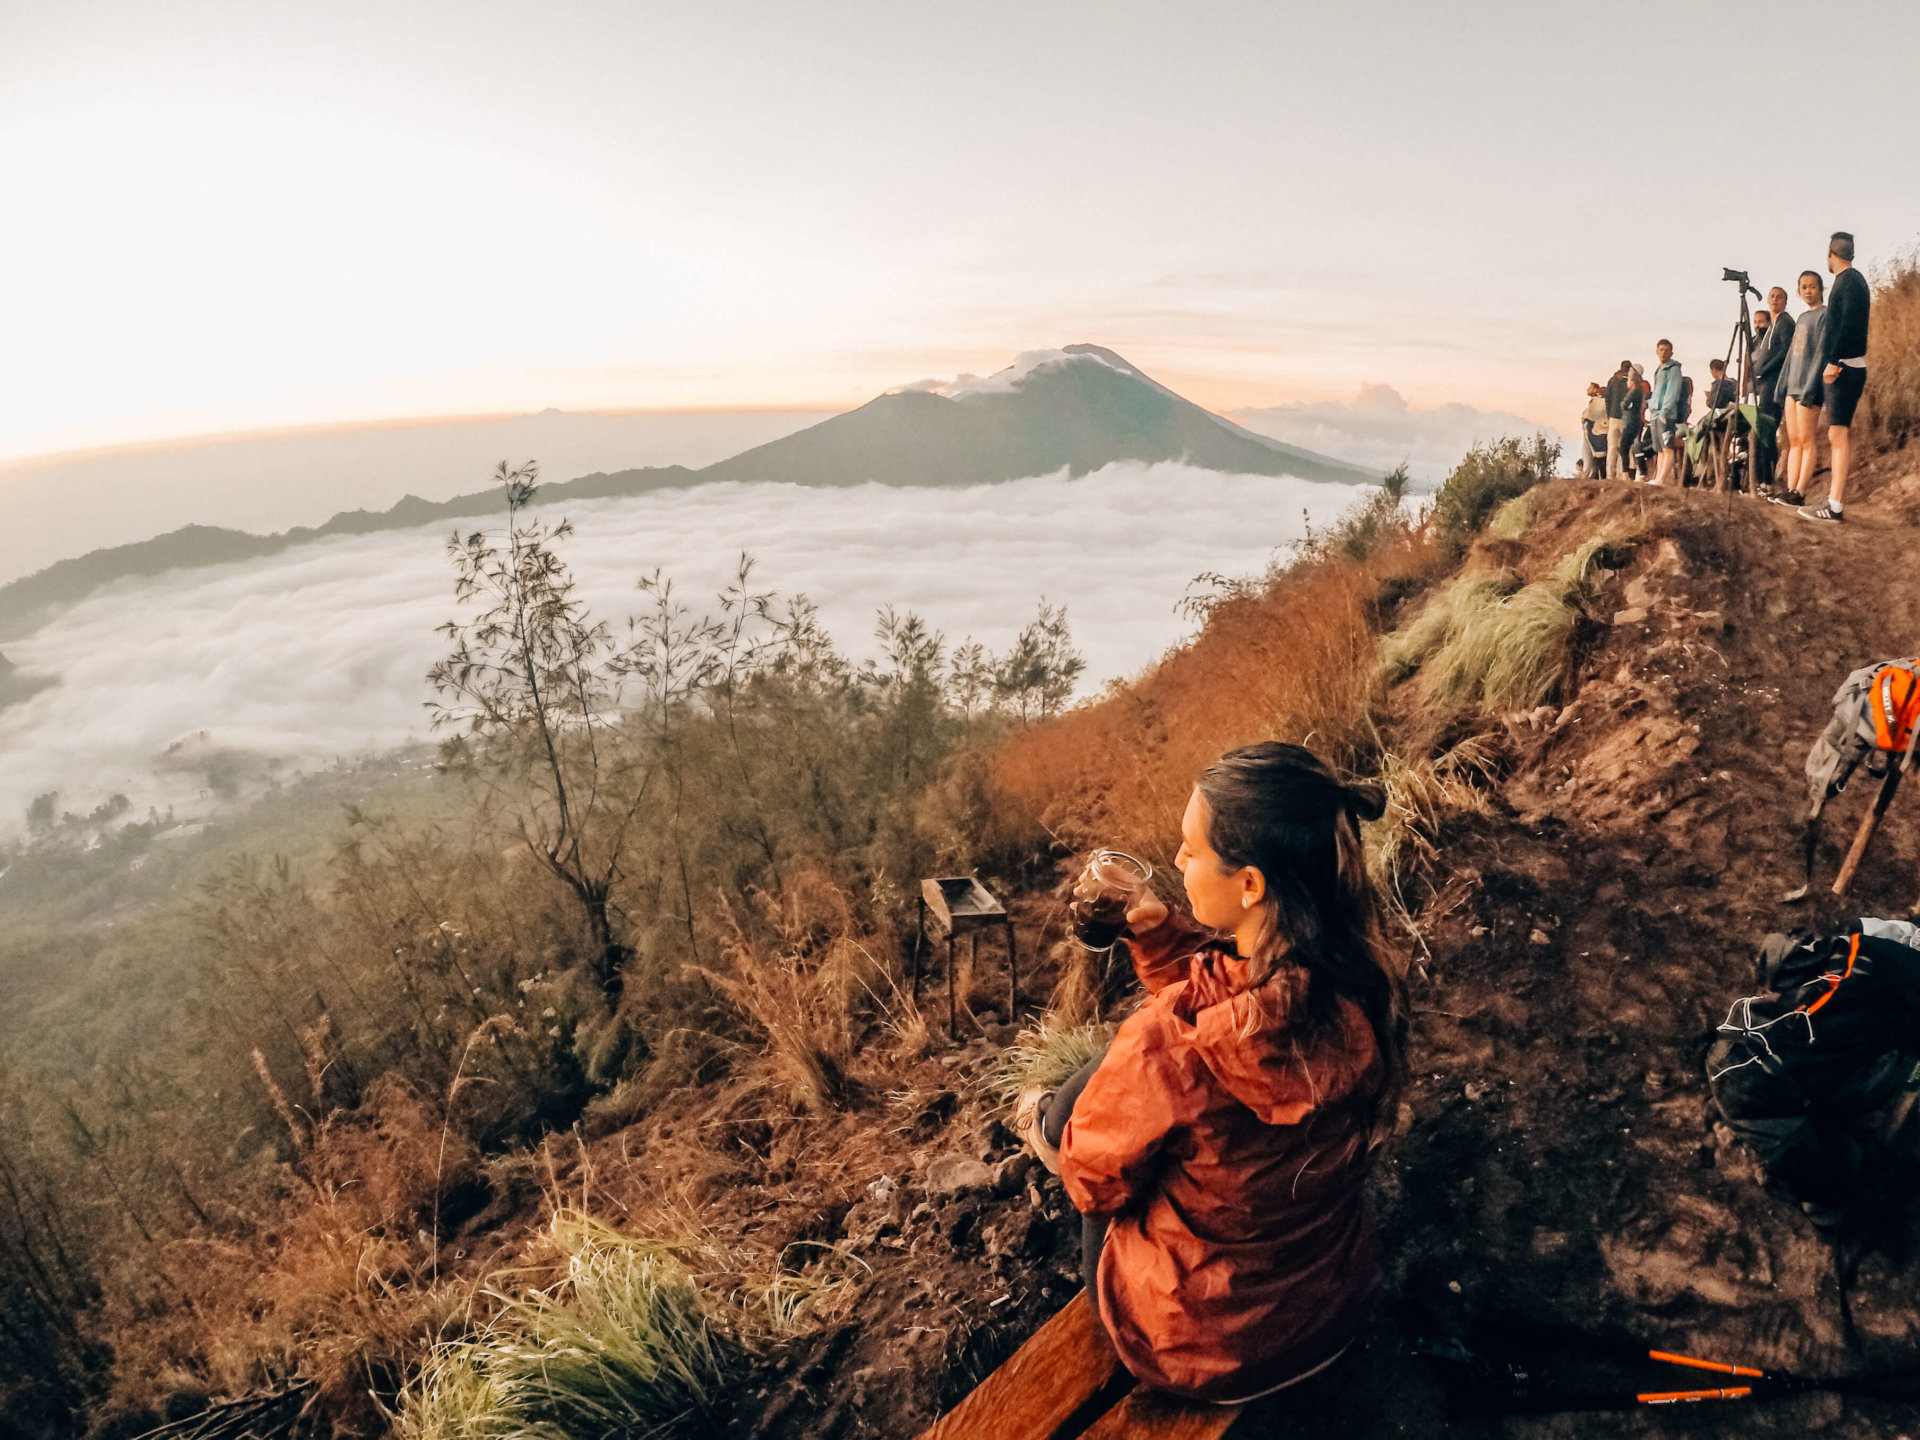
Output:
[913, 1292, 1242, 1440]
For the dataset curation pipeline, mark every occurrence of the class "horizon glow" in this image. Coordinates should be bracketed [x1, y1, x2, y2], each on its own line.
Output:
[5, 2, 1919, 462]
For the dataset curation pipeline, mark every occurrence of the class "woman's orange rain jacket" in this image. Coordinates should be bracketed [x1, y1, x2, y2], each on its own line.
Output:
[1058, 908, 1385, 1402]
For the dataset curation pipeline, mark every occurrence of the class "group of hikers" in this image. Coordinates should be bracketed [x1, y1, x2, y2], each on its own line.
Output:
[1007, 660, 1920, 1406]
[1576, 230, 1872, 524]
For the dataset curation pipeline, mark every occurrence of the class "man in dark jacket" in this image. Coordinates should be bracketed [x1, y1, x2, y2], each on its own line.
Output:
[1603, 360, 1632, 479]
[1709, 918, 1920, 1231]
[1752, 286, 1795, 491]
[1703, 358, 1738, 410]
[1804, 233, 1871, 524]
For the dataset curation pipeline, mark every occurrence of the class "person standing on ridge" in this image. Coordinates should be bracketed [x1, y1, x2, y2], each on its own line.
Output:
[1649, 340, 1684, 485]
[1804, 232, 1870, 524]
[1620, 363, 1648, 480]
[1579, 382, 1609, 475]
[1604, 360, 1633, 479]
[1775, 270, 1828, 508]
[1752, 286, 1795, 493]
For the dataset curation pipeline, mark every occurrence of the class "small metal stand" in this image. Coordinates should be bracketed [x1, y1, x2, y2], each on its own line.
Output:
[912, 876, 1016, 1039]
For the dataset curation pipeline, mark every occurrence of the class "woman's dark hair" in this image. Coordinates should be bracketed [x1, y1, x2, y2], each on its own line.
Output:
[1195, 741, 1407, 1100]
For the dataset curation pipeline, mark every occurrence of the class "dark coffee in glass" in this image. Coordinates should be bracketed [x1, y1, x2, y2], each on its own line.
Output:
[1070, 850, 1153, 951]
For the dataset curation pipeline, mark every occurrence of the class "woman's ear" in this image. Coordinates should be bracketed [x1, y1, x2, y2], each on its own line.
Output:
[1239, 865, 1266, 910]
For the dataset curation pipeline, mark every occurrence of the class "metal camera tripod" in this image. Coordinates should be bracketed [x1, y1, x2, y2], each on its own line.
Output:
[1708, 268, 1765, 503]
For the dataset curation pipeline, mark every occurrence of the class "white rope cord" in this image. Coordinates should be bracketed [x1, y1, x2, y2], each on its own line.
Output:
[1707, 995, 1817, 1084]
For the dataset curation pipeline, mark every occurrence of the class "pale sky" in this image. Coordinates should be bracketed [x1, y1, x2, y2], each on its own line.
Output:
[5, 0, 1919, 463]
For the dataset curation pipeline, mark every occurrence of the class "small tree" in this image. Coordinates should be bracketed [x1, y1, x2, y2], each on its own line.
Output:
[993, 601, 1086, 724]
[946, 641, 994, 720]
[429, 464, 713, 1001]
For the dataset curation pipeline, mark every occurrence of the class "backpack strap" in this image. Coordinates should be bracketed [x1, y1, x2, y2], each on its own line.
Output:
[1802, 932, 1864, 1017]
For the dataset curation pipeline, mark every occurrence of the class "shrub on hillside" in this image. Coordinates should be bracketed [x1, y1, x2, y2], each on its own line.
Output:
[1430, 436, 1560, 553]
[1866, 245, 1920, 451]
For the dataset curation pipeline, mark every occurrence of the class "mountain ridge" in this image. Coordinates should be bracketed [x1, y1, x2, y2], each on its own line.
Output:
[0, 347, 1375, 639]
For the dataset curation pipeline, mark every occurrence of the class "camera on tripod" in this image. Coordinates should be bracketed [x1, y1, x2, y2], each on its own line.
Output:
[1723, 267, 1761, 299]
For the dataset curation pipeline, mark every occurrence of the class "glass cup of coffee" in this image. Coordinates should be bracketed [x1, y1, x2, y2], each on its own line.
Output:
[1070, 850, 1154, 951]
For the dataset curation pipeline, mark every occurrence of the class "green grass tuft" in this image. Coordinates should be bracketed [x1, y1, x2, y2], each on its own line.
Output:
[1378, 571, 1524, 684]
[1421, 582, 1578, 711]
[988, 1016, 1114, 1112]
[1381, 530, 1630, 715]
[1483, 491, 1539, 540]
[398, 1212, 725, 1440]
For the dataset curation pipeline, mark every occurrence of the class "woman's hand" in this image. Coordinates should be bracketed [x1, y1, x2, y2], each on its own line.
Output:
[1124, 891, 1168, 936]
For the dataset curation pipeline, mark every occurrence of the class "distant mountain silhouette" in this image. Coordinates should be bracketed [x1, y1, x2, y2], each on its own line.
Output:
[0, 346, 1374, 638]
[0, 468, 695, 639]
[704, 345, 1375, 488]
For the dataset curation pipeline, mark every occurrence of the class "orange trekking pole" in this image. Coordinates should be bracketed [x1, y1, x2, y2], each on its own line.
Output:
[1420, 1334, 1920, 1416]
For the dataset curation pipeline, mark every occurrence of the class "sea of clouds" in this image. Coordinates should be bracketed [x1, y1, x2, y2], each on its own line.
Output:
[1231, 384, 1571, 487]
[0, 463, 1366, 835]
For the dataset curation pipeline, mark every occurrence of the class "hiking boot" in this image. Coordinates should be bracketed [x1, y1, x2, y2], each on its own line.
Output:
[1801, 502, 1845, 524]
[1012, 1086, 1062, 1175]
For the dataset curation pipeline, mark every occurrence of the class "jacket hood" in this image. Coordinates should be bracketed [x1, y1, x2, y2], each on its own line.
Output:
[1172, 949, 1382, 1126]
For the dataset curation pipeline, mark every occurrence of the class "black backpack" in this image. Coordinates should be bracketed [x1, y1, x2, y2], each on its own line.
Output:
[1707, 920, 1920, 1212]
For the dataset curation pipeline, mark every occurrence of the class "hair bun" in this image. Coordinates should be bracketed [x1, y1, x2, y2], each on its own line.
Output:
[1343, 782, 1388, 823]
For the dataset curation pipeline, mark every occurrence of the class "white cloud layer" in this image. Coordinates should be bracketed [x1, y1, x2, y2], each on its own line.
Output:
[0, 465, 1364, 835]
[1231, 385, 1572, 485]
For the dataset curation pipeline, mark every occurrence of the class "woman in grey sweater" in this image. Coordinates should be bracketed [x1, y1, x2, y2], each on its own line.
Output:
[1775, 271, 1828, 506]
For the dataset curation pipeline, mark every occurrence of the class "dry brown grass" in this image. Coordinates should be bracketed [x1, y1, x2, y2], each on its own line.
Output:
[103, 1075, 477, 1435]
[994, 527, 1437, 866]
[690, 873, 909, 1111]
[1866, 245, 1920, 453]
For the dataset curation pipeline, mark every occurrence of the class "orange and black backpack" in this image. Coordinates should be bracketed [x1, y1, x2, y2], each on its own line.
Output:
[1707, 918, 1920, 1213]
[1806, 658, 1920, 807]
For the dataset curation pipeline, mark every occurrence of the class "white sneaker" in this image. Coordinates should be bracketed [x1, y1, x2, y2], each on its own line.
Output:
[1012, 1086, 1062, 1175]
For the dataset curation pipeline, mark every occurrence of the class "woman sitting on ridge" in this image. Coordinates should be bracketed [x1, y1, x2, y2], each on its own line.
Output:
[1017, 741, 1406, 1404]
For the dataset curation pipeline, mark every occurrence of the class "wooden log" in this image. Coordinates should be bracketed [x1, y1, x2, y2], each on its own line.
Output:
[913, 1291, 1128, 1440]
[1833, 766, 1903, 897]
[1076, 1390, 1244, 1440]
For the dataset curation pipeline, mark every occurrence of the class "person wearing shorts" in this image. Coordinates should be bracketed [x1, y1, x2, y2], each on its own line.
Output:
[1804, 232, 1870, 524]
[1648, 342, 1684, 485]
[1773, 271, 1827, 508]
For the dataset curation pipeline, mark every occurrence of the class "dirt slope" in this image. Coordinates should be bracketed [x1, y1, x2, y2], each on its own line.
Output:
[1360, 465, 1920, 1439]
